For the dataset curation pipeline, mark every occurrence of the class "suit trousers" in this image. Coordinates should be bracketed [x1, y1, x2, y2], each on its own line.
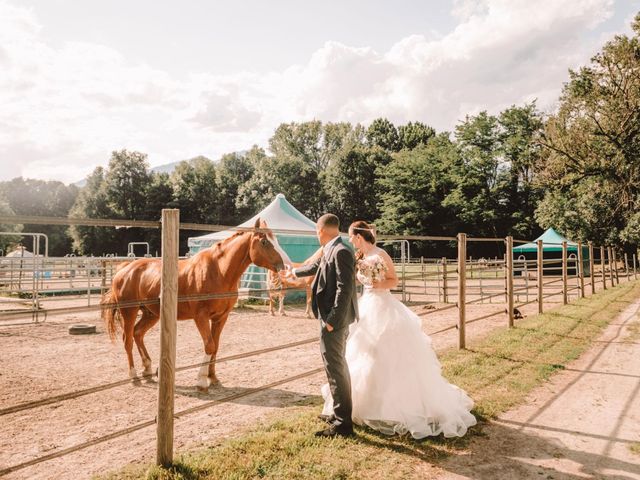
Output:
[319, 324, 352, 428]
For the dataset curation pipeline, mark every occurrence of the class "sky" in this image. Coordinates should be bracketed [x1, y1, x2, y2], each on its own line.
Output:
[0, 0, 639, 184]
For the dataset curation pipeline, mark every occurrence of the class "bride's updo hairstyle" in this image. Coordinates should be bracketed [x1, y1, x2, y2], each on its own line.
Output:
[350, 220, 376, 260]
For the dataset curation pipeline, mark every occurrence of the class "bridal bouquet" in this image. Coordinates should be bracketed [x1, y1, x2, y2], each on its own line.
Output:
[357, 256, 388, 286]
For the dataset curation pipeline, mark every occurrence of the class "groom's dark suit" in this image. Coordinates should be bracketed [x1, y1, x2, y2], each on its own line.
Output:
[294, 236, 358, 431]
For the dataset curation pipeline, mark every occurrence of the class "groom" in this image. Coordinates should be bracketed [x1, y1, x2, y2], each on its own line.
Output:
[288, 213, 358, 437]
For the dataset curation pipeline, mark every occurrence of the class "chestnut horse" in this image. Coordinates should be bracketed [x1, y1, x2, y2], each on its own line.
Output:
[267, 248, 322, 317]
[102, 218, 289, 390]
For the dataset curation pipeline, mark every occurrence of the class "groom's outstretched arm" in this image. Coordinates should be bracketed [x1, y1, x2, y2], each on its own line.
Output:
[326, 248, 355, 330]
[292, 258, 320, 278]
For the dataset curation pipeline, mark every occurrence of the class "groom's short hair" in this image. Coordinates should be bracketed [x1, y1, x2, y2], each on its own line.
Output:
[317, 213, 339, 230]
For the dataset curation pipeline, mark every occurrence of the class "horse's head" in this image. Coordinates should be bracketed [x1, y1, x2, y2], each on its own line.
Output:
[249, 218, 291, 272]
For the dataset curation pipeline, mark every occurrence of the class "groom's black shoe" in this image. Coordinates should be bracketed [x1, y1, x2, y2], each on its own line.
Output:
[317, 414, 335, 424]
[315, 424, 354, 438]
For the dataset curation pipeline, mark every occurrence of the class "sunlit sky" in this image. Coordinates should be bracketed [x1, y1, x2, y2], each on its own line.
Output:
[1, 0, 638, 184]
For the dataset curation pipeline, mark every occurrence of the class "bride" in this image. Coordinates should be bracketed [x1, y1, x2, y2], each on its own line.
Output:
[321, 220, 477, 439]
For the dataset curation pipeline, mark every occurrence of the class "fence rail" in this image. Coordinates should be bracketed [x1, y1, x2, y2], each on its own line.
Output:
[0, 211, 637, 473]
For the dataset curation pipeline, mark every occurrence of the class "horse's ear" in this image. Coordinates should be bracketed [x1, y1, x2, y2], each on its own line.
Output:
[254, 217, 261, 231]
[260, 219, 268, 228]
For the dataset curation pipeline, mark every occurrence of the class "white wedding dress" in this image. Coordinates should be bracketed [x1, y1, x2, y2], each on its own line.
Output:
[321, 253, 477, 439]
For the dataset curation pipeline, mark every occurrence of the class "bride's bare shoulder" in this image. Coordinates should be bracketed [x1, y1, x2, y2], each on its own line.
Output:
[372, 247, 392, 262]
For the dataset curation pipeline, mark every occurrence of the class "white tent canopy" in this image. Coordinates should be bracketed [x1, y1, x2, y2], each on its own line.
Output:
[5, 246, 35, 258]
[188, 193, 319, 258]
[188, 193, 317, 253]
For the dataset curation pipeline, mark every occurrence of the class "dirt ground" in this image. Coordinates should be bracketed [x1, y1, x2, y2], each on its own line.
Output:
[0, 287, 606, 480]
[437, 297, 640, 480]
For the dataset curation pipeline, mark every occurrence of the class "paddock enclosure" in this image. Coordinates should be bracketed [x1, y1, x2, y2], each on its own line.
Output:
[0, 211, 637, 479]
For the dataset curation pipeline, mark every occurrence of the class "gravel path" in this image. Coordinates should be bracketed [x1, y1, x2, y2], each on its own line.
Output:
[438, 297, 640, 479]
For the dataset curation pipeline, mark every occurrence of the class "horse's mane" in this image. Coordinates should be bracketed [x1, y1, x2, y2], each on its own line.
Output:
[212, 231, 246, 251]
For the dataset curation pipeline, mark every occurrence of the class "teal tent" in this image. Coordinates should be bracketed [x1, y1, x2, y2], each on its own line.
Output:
[187, 194, 321, 298]
[513, 228, 589, 275]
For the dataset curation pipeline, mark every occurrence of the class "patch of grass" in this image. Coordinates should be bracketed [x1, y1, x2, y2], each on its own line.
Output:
[630, 442, 640, 456]
[101, 281, 640, 480]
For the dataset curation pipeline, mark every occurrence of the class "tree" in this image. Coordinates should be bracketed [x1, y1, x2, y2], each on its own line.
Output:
[1, 177, 78, 255]
[497, 103, 544, 239]
[68, 167, 118, 255]
[170, 156, 218, 224]
[236, 154, 320, 219]
[376, 134, 457, 238]
[217, 149, 257, 225]
[366, 118, 400, 152]
[0, 193, 21, 253]
[445, 112, 503, 236]
[70, 151, 170, 255]
[324, 145, 386, 227]
[537, 14, 640, 251]
[104, 150, 151, 219]
[398, 121, 435, 150]
[142, 172, 174, 254]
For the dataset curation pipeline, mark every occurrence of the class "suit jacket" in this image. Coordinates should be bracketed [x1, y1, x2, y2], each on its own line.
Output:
[294, 237, 358, 330]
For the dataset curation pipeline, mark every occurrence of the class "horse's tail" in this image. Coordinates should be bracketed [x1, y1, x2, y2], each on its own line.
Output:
[101, 288, 122, 342]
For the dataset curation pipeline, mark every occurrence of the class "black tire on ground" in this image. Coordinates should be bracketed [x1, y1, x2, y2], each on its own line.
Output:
[68, 324, 97, 335]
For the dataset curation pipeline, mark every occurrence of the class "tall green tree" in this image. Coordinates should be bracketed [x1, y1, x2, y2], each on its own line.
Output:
[325, 145, 389, 227]
[497, 103, 544, 239]
[236, 154, 319, 219]
[142, 172, 174, 254]
[537, 14, 640, 250]
[217, 149, 257, 224]
[366, 118, 400, 152]
[377, 134, 457, 238]
[445, 112, 503, 236]
[104, 149, 151, 219]
[1, 177, 78, 255]
[398, 121, 435, 150]
[0, 193, 21, 254]
[68, 167, 118, 255]
[170, 156, 218, 224]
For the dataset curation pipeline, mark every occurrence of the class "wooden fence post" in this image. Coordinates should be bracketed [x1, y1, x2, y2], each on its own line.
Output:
[588, 242, 595, 295]
[608, 247, 615, 286]
[601, 246, 607, 290]
[562, 241, 568, 305]
[442, 257, 448, 303]
[457, 233, 467, 349]
[157, 209, 179, 467]
[506, 236, 514, 327]
[537, 239, 543, 314]
[577, 241, 585, 298]
[624, 253, 629, 282]
[613, 248, 619, 285]
[634, 253, 638, 280]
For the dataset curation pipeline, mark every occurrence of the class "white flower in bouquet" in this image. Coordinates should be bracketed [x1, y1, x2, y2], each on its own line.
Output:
[357, 255, 388, 286]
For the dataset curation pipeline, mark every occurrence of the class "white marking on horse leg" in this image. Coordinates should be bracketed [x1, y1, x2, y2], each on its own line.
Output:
[197, 354, 211, 389]
[142, 357, 152, 375]
[129, 367, 137, 379]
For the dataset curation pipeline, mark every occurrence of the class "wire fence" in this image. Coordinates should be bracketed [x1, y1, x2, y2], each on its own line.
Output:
[0, 212, 638, 475]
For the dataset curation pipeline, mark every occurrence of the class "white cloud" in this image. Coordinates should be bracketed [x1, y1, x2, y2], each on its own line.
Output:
[0, 0, 624, 184]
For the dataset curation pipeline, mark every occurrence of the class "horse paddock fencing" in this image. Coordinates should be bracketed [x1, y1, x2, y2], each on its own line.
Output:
[0, 211, 637, 477]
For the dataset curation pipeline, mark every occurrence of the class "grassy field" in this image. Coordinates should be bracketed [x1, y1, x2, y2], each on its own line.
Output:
[100, 280, 640, 480]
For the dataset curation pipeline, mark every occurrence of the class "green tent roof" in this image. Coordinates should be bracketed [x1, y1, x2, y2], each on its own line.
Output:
[513, 228, 580, 253]
[187, 193, 321, 261]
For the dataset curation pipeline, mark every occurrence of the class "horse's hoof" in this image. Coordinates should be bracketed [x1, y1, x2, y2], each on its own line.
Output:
[197, 385, 209, 393]
[128, 368, 138, 379]
[281, 312, 287, 317]
[209, 378, 221, 387]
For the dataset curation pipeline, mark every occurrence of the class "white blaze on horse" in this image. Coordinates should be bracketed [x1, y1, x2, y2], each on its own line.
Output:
[101, 218, 290, 391]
